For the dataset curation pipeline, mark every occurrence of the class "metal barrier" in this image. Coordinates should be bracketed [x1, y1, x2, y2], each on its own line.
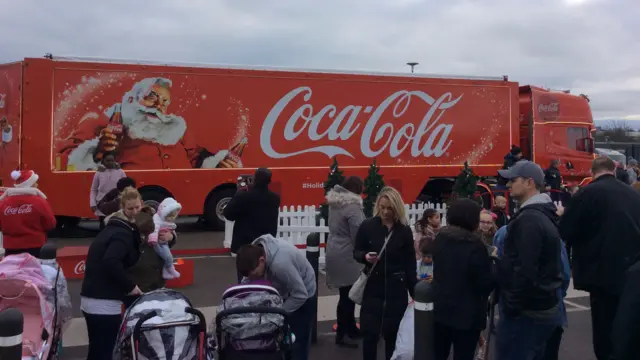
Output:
[0, 308, 23, 360]
[414, 280, 435, 360]
[306, 232, 320, 344]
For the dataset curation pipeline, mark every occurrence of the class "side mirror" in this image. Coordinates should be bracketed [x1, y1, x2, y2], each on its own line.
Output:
[586, 138, 595, 153]
[576, 138, 594, 153]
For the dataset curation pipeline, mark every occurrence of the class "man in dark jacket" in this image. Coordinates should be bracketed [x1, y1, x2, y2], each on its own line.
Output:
[496, 160, 563, 360]
[560, 156, 640, 360]
[612, 255, 640, 360]
[224, 167, 280, 282]
[545, 159, 563, 202]
[497, 145, 524, 187]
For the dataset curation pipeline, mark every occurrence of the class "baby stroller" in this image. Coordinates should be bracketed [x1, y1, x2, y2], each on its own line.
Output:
[215, 280, 292, 360]
[0, 253, 67, 359]
[113, 288, 211, 360]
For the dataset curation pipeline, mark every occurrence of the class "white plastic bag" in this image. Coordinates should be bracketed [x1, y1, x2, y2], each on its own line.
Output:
[391, 301, 415, 360]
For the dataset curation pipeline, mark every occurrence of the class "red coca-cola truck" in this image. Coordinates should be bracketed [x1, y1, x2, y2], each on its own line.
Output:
[0, 55, 595, 230]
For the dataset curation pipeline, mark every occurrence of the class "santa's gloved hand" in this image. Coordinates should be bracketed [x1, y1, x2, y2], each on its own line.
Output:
[95, 127, 119, 161]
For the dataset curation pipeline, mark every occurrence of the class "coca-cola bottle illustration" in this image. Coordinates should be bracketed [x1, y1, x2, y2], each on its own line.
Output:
[97, 113, 125, 161]
[227, 137, 247, 164]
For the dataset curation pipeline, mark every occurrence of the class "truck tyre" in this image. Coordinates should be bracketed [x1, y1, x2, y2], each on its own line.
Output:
[139, 189, 167, 211]
[203, 188, 236, 231]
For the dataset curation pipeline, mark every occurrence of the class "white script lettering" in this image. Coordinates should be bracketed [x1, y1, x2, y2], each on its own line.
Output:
[259, 86, 462, 159]
[4, 204, 33, 216]
[74, 260, 86, 275]
[538, 103, 559, 114]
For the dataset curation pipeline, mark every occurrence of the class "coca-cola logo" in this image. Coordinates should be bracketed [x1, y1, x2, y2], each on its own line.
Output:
[74, 260, 86, 275]
[108, 123, 124, 135]
[259, 87, 461, 159]
[537, 95, 560, 120]
[4, 204, 33, 215]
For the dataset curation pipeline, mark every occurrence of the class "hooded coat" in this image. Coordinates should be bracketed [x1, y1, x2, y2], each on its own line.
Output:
[149, 197, 182, 244]
[325, 185, 365, 288]
[89, 164, 126, 216]
[252, 234, 317, 313]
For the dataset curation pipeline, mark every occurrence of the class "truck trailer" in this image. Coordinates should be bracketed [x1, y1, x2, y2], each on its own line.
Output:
[0, 55, 595, 229]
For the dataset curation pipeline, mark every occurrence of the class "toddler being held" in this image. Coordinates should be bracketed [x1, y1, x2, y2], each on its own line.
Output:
[149, 197, 182, 279]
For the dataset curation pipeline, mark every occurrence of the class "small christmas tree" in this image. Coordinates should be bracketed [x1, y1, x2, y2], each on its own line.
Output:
[451, 161, 479, 200]
[363, 159, 386, 217]
[319, 157, 346, 221]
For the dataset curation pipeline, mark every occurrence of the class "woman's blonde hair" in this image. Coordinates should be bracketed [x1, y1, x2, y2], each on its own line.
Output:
[374, 186, 407, 225]
[120, 187, 142, 209]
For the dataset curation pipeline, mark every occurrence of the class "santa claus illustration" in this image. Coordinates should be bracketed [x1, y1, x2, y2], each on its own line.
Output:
[56, 77, 240, 171]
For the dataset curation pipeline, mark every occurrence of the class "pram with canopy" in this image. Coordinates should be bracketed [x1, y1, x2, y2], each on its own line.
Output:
[0, 253, 71, 360]
[112, 288, 212, 360]
[215, 280, 293, 360]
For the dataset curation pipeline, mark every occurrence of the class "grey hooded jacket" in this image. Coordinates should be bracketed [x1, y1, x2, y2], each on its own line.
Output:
[252, 234, 317, 312]
[325, 185, 365, 288]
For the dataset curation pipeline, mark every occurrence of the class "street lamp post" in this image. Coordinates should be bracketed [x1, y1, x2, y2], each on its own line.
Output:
[407, 62, 419, 73]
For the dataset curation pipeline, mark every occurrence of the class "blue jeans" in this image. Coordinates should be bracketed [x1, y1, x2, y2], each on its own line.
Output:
[289, 295, 315, 360]
[496, 312, 557, 360]
[153, 243, 174, 268]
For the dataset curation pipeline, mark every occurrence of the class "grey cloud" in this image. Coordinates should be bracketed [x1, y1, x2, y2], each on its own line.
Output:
[1, 0, 639, 118]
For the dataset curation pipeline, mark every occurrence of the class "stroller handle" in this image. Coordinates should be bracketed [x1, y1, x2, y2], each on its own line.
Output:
[215, 306, 290, 329]
[185, 307, 207, 332]
[133, 310, 158, 342]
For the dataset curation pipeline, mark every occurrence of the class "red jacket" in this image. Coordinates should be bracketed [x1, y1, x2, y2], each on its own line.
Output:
[0, 187, 56, 249]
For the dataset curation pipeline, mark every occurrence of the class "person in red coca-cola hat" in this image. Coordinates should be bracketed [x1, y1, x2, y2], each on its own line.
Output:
[0, 169, 56, 257]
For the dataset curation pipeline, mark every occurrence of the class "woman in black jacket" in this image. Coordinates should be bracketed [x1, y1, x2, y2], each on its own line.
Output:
[354, 186, 417, 360]
[79, 189, 155, 360]
[432, 199, 496, 360]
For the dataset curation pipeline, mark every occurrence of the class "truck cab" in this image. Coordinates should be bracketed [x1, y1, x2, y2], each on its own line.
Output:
[518, 86, 595, 184]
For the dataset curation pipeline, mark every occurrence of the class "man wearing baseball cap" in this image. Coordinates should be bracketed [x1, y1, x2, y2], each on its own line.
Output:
[495, 160, 563, 360]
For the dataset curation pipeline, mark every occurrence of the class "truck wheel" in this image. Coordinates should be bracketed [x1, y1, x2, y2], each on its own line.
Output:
[203, 188, 236, 231]
[139, 190, 167, 211]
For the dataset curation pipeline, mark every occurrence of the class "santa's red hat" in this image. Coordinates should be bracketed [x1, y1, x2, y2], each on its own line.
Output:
[10, 169, 39, 188]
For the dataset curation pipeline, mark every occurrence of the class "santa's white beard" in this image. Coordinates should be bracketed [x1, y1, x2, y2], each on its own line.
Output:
[121, 102, 187, 146]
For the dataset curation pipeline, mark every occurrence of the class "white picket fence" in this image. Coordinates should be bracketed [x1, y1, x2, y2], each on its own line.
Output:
[223, 202, 448, 264]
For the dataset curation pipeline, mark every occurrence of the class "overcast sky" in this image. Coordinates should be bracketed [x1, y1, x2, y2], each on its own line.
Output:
[1, 0, 638, 121]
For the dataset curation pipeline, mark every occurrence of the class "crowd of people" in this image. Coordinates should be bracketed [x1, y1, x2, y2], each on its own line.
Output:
[2, 148, 640, 360]
[315, 155, 640, 360]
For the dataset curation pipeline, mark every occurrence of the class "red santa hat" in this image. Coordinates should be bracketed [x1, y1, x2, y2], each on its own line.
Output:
[11, 169, 39, 188]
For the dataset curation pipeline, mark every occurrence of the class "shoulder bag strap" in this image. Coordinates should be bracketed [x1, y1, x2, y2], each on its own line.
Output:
[368, 231, 393, 274]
